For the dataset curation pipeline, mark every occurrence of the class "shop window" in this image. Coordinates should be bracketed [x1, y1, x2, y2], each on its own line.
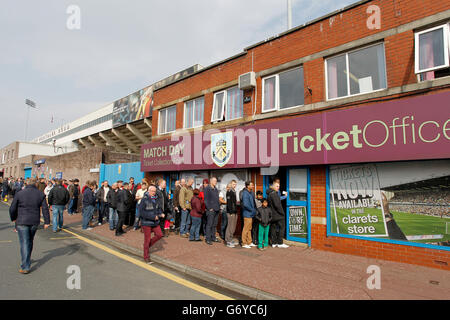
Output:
[262, 66, 304, 112]
[415, 23, 450, 81]
[184, 97, 204, 129]
[328, 160, 450, 250]
[326, 43, 387, 100]
[158, 105, 177, 135]
[211, 86, 243, 122]
[289, 168, 307, 201]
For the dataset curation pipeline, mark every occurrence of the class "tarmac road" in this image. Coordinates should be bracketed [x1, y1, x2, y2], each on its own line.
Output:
[0, 202, 244, 300]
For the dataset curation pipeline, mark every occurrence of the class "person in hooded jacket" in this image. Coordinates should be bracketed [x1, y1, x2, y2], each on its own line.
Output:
[267, 182, 289, 248]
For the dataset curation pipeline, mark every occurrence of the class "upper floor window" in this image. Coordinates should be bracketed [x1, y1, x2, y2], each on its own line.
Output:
[415, 24, 450, 81]
[326, 43, 387, 100]
[158, 105, 176, 135]
[184, 96, 204, 129]
[211, 86, 244, 122]
[262, 66, 304, 112]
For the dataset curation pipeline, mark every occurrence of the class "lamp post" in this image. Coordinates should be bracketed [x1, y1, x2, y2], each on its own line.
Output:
[287, 0, 292, 30]
[25, 99, 37, 141]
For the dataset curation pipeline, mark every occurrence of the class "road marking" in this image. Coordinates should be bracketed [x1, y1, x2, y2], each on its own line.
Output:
[0, 240, 13, 243]
[61, 228, 234, 300]
[49, 237, 78, 240]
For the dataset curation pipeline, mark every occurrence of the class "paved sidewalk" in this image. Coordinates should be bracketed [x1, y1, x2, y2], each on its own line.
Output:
[58, 210, 450, 300]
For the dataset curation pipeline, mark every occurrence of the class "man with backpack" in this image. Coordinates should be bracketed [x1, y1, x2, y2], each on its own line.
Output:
[138, 185, 165, 264]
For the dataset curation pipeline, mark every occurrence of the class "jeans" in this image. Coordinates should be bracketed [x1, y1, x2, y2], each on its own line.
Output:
[180, 209, 191, 235]
[52, 205, 65, 232]
[17, 225, 38, 271]
[189, 216, 202, 240]
[109, 208, 118, 230]
[82, 205, 95, 229]
[205, 210, 219, 242]
[258, 224, 270, 248]
[99, 201, 109, 224]
[69, 197, 78, 214]
[133, 206, 141, 229]
[142, 225, 163, 260]
[220, 210, 228, 239]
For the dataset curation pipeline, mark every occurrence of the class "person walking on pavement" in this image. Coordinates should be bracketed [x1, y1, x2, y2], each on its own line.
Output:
[82, 182, 96, 230]
[241, 181, 257, 249]
[138, 185, 165, 264]
[225, 180, 238, 248]
[47, 179, 70, 233]
[267, 182, 289, 248]
[9, 178, 50, 274]
[96, 180, 110, 226]
[256, 198, 272, 251]
[189, 189, 204, 241]
[179, 178, 194, 238]
[204, 177, 221, 245]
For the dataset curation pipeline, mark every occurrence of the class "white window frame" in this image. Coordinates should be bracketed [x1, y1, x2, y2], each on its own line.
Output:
[211, 91, 226, 122]
[211, 86, 243, 123]
[414, 23, 450, 75]
[183, 97, 204, 129]
[261, 66, 304, 113]
[325, 42, 387, 101]
[158, 105, 176, 135]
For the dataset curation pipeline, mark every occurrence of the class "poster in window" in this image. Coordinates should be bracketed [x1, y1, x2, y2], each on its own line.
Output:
[329, 160, 450, 247]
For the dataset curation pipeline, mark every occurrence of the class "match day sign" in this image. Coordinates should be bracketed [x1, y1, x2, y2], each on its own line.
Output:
[329, 164, 388, 237]
[288, 206, 308, 239]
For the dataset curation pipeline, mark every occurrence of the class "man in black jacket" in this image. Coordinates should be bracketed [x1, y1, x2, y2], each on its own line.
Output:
[204, 177, 220, 245]
[48, 179, 70, 233]
[156, 179, 170, 236]
[107, 182, 118, 230]
[267, 182, 289, 248]
[96, 180, 110, 226]
[9, 178, 50, 274]
[115, 181, 130, 236]
[225, 180, 238, 247]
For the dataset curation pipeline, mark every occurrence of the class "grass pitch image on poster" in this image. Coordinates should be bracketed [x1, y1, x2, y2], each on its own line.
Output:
[330, 164, 388, 237]
[329, 160, 450, 247]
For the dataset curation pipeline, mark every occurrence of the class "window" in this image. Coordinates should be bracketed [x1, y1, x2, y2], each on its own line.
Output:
[211, 86, 244, 122]
[415, 24, 450, 81]
[184, 97, 204, 129]
[262, 66, 304, 112]
[158, 105, 176, 134]
[326, 43, 387, 100]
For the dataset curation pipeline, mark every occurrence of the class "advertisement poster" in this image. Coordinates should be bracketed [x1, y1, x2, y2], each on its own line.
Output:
[330, 164, 388, 237]
[288, 206, 308, 239]
[330, 160, 450, 247]
[113, 85, 153, 127]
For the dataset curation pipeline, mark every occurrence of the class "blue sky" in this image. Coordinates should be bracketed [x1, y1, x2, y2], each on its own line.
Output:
[0, 0, 357, 147]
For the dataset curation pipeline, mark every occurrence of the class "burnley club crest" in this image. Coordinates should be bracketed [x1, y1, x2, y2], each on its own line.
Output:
[211, 131, 233, 167]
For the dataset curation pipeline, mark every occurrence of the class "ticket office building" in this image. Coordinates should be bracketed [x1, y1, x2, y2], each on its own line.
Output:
[144, 0, 450, 268]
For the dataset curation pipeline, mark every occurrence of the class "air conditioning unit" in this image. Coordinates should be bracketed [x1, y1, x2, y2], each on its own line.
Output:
[238, 71, 256, 90]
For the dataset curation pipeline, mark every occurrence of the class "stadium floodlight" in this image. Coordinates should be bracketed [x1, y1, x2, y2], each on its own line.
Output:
[24, 99, 37, 141]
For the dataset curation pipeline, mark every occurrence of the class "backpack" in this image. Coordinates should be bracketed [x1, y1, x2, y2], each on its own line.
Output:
[140, 194, 161, 221]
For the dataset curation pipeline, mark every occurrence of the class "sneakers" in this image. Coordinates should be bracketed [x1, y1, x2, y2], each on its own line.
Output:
[85, 227, 93, 231]
[19, 269, 29, 274]
[226, 242, 236, 248]
[272, 244, 278, 248]
[278, 244, 290, 248]
[98, 223, 102, 226]
[242, 245, 252, 249]
[249, 243, 257, 247]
